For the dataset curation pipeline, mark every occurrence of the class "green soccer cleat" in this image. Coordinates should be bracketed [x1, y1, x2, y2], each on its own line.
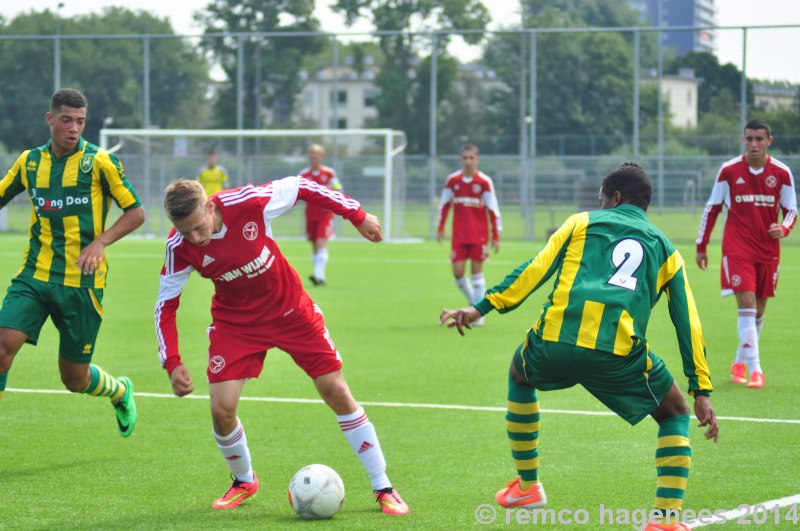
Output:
[113, 376, 138, 437]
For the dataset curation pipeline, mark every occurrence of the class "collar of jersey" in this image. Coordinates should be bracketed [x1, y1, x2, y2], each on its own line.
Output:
[211, 224, 228, 239]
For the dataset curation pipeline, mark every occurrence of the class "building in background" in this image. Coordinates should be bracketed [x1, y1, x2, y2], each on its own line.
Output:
[753, 82, 798, 112]
[630, 0, 716, 55]
[641, 68, 699, 128]
[296, 59, 380, 154]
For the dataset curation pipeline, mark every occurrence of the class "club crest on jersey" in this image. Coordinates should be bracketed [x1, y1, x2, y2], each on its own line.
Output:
[472, 183, 482, 194]
[765, 175, 777, 188]
[80, 155, 94, 173]
[209, 355, 225, 373]
[243, 221, 258, 240]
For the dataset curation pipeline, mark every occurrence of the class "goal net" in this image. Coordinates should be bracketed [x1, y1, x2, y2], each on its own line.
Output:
[99, 128, 409, 241]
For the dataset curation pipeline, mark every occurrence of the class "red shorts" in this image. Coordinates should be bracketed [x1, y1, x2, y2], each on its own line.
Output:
[306, 216, 334, 241]
[451, 242, 489, 263]
[720, 255, 779, 298]
[205, 305, 342, 383]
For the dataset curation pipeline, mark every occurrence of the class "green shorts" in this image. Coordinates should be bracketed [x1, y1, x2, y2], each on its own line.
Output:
[0, 275, 103, 363]
[513, 332, 674, 425]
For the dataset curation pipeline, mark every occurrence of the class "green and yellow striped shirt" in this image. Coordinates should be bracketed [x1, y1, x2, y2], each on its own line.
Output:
[475, 204, 712, 396]
[0, 138, 141, 288]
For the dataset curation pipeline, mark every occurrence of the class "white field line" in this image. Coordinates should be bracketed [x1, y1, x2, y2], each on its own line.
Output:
[685, 493, 800, 528]
[7, 387, 800, 425]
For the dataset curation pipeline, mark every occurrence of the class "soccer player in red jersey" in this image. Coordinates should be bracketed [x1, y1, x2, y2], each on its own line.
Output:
[696, 120, 797, 389]
[436, 144, 502, 325]
[300, 144, 341, 286]
[154, 177, 409, 515]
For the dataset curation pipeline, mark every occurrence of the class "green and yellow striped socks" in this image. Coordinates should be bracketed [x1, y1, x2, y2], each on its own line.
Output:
[83, 364, 126, 402]
[506, 372, 540, 489]
[654, 414, 692, 522]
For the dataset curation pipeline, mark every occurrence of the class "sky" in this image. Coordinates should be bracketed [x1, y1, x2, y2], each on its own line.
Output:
[2, 0, 800, 82]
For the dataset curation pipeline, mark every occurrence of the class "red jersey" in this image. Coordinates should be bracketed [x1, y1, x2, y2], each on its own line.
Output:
[436, 170, 502, 245]
[300, 165, 340, 222]
[696, 155, 797, 262]
[154, 176, 365, 374]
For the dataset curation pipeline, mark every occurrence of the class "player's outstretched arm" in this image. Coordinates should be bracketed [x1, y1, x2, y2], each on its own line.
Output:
[439, 306, 482, 336]
[356, 212, 383, 243]
[694, 395, 718, 443]
[169, 363, 195, 397]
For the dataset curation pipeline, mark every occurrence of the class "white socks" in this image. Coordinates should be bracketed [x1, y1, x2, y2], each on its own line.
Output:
[313, 249, 329, 280]
[213, 418, 254, 483]
[471, 273, 485, 304]
[337, 406, 391, 491]
[736, 308, 761, 373]
[455, 276, 473, 304]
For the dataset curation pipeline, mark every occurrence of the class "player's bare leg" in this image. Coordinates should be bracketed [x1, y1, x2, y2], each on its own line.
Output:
[452, 260, 473, 304]
[0, 328, 26, 399]
[209, 379, 258, 509]
[314, 370, 409, 515]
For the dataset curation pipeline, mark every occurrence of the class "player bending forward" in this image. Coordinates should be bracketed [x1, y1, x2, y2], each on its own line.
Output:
[154, 177, 409, 515]
[442, 163, 717, 531]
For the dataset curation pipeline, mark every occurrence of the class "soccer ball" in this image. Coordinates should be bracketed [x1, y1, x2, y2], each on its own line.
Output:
[287, 464, 345, 519]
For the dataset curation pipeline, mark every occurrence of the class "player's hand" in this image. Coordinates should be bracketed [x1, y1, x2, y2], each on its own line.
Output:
[357, 213, 383, 243]
[439, 306, 482, 336]
[169, 363, 195, 397]
[76, 238, 107, 275]
[694, 395, 718, 443]
[436, 231, 445, 244]
[768, 223, 785, 239]
[695, 251, 708, 270]
[492, 238, 500, 254]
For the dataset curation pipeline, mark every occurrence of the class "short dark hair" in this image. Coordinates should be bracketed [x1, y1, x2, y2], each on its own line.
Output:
[460, 143, 479, 156]
[601, 162, 652, 211]
[50, 88, 88, 114]
[744, 119, 771, 137]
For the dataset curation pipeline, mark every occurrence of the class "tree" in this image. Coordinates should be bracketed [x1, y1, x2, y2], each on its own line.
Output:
[332, 0, 490, 154]
[194, 0, 325, 129]
[482, 0, 649, 156]
[0, 8, 209, 151]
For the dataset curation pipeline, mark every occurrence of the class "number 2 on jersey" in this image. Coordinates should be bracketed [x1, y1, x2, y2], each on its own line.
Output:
[608, 238, 644, 291]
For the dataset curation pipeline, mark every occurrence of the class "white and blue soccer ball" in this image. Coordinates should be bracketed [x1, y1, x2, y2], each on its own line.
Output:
[288, 464, 345, 519]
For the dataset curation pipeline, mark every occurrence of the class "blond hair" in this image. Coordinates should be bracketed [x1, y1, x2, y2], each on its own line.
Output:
[164, 179, 206, 221]
[309, 144, 325, 156]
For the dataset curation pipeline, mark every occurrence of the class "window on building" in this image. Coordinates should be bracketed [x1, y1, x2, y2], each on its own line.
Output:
[330, 90, 347, 105]
[329, 117, 348, 129]
[364, 89, 378, 107]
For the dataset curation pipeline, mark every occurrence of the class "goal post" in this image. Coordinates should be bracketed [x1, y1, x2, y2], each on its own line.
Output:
[99, 128, 409, 241]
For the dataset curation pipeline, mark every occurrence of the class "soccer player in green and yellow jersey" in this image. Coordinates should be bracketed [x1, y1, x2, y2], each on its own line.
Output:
[441, 163, 718, 531]
[0, 88, 145, 437]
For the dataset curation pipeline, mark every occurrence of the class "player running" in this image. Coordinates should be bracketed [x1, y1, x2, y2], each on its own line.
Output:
[154, 176, 409, 515]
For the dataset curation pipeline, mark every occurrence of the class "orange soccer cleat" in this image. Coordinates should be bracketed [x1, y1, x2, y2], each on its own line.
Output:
[495, 477, 547, 509]
[375, 488, 410, 515]
[212, 473, 259, 509]
[730, 362, 747, 384]
[644, 521, 691, 531]
[747, 371, 765, 389]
